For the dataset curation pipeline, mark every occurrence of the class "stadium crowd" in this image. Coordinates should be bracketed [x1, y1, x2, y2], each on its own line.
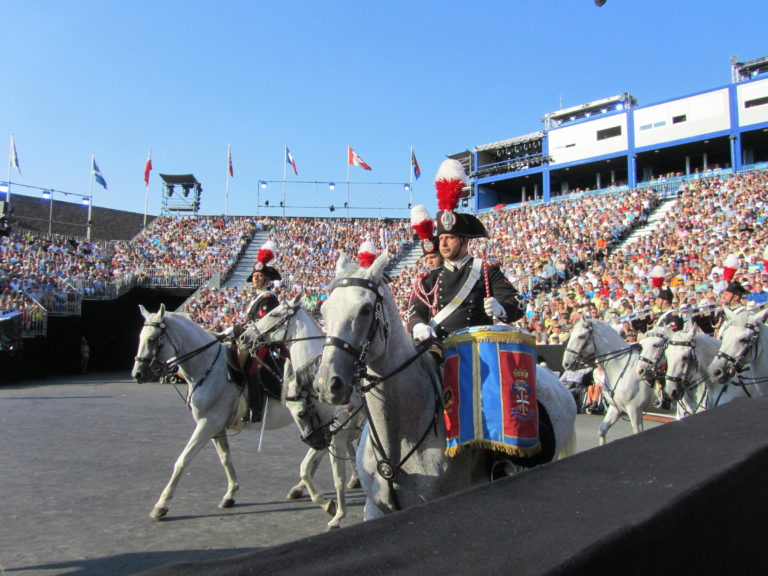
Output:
[2, 168, 767, 348]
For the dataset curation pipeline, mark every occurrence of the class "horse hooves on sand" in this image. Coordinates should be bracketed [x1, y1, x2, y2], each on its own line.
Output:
[150, 507, 169, 520]
[347, 477, 361, 490]
[286, 487, 306, 500]
[323, 500, 338, 516]
[219, 498, 236, 509]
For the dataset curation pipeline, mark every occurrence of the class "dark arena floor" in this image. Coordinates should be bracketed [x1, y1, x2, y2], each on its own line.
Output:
[0, 373, 655, 576]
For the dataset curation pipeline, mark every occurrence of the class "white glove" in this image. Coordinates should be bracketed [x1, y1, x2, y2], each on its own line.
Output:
[220, 326, 235, 337]
[484, 297, 506, 320]
[413, 323, 436, 342]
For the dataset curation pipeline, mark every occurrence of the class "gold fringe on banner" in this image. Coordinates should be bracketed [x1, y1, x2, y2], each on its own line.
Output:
[445, 439, 541, 459]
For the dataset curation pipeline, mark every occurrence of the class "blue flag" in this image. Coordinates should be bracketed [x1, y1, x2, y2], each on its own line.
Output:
[92, 157, 108, 190]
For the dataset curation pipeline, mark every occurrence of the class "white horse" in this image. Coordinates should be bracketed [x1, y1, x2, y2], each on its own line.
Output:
[313, 253, 577, 520]
[562, 317, 655, 445]
[131, 303, 359, 528]
[242, 295, 365, 529]
[663, 322, 748, 415]
[708, 306, 768, 397]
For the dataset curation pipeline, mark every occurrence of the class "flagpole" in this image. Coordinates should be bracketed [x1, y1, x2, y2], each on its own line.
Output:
[409, 145, 414, 209]
[143, 150, 151, 228]
[225, 144, 230, 217]
[88, 153, 94, 241]
[345, 146, 350, 219]
[6, 135, 12, 209]
[282, 145, 287, 217]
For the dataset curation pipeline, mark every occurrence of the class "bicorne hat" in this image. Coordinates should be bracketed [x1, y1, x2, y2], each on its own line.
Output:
[246, 240, 281, 282]
[657, 287, 674, 302]
[724, 280, 749, 297]
[434, 159, 488, 239]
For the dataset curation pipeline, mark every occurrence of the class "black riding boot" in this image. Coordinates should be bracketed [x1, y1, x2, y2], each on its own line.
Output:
[247, 374, 265, 422]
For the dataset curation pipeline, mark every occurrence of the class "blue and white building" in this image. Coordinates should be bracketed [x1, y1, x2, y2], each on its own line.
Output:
[455, 56, 768, 210]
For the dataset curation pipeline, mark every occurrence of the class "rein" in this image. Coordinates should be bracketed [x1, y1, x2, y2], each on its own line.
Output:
[323, 275, 440, 511]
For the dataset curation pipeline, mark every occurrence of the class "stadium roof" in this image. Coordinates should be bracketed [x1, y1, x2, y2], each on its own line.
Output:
[159, 174, 199, 185]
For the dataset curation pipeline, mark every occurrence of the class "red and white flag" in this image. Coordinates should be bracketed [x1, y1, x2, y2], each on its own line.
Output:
[348, 146, 372, 171]
[228, 144, 234, 177]
[144, 151, 152, 186]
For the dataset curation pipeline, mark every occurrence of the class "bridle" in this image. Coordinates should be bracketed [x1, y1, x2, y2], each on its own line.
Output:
[247, 301, 361, 451]
[565, 320, 640, 368]
[664, 337, 713, 413]
[321, 275, 439, 511]
[134, 316, 225, 407]
[637, 330, 670, 383]
[713, 320, 760, 379]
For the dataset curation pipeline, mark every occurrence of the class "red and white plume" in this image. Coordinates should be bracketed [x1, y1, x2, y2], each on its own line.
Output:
[358, 240, 377, 268]
[410, 205, 434, 241]
[723, 253, 740, 282]
[257, 241, 277, 266]
[650, 265, 666, 289]
[435, 159, 466, 211]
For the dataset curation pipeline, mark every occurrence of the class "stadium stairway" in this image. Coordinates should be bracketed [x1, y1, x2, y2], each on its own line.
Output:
[614, 196, 678, 254]
[385, 244, 422, 277]
[223, 230, 272, 288]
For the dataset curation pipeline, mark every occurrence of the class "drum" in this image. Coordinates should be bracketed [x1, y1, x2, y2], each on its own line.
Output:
[443, 325, 540, 457]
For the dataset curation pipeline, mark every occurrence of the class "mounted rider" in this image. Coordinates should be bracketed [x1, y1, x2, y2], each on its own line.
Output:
[405, 160, 535, 474]
[239, 240, 286, 423]
[407, 159, 525, 342]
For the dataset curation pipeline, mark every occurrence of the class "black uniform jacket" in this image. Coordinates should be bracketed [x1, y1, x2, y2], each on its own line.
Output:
[407, 258, 525, 340]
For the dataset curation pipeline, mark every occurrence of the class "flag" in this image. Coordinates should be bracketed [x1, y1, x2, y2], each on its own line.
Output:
[348, 146, 372, 171]
[228, 144, 234, 177]
[144, 152, 153, 186]
[286, 147, 298, 175]
[92, 156, 108, 190]
[411, 148, 421, 180]
[10, 135, 21, 176]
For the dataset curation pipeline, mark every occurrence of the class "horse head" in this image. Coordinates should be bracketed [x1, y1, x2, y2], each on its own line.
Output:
[637, 326, 671, 382]
[709, 306, 768, 384]
[663, 322, 699, 401]
[241, 293, 304, 352]
[132, 303, 169, 383]
[314, 252, 391, 405]
[562, 317, 595, 370]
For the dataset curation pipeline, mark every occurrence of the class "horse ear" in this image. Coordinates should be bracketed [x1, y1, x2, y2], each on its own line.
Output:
[724, 307, 735, 322]
[139, 304, 149, 319]
[756, 306, 768, 324]
[290, 292, 303, 307]
[159, 303, 166, 318]
[335, 253, 350, 276]
[368, 252, 390, 279]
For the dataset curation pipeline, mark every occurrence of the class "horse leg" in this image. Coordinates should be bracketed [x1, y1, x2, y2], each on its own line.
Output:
[291, 448, 335, 518]
[597, 404, 622, 446]
[211, 432, 240, 509]
[345, 436, 361, 489]
[324, 433, 353, 530]
[151, 422, 215, 519]
[627, 406, 645, 435]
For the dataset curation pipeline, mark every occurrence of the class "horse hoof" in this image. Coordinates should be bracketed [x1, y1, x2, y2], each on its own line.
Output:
[286, 488, 305, 500]
[150, 507, 168, 520]
[219, 499, 236, 509]
[323, 501, 338, 516]
[347, 478, 361, 490]
[325, 524, 341, 532]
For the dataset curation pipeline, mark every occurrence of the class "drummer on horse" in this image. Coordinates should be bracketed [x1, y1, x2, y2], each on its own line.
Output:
[406, 159, 525, 342]
[406, 160, 538, 474]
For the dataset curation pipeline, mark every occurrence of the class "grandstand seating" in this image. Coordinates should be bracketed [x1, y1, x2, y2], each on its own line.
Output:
[1, 167, 767, 349]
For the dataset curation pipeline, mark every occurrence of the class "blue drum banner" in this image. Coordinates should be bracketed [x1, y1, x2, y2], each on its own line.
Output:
[443, 326, 540, 457]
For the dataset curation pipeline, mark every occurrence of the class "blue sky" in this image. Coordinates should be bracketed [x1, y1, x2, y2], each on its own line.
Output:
[2, 0, 766, 220]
